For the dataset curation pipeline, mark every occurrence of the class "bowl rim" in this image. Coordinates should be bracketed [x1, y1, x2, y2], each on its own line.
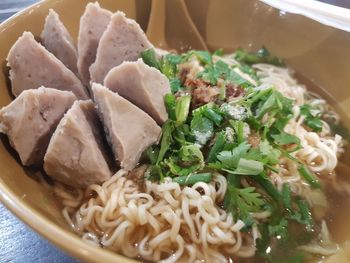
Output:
[0, 1, 137, 262]
[1, 0, 349, 262]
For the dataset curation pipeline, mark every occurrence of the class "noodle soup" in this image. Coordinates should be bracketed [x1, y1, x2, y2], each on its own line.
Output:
[1, 3, 349, 262]
[51, 49, 349, 262]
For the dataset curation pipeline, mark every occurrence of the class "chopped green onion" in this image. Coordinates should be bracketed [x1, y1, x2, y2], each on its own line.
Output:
[179, 145, 204, 166]
[213, 48, 224, 56]
[282, 183, 292, 211]
[229, 158, 264, 175]
[173, 173, 212, 186]
[141, 49, 160, 69]
[175, 95, 191, 124]
[254, 174, 281, 201]
[219, 82, 226, 100]
[217, 142, 251, 169]
[203, 108, 223, 126]
[206, 132, 226, 163]
[164, 94, 176, 120]
[230, 120, 245, 144]
[298, 165, 320, 189]
[227, 173, 240, 186]
[296, 198, 314, 227]
[300, 104, 323, 132]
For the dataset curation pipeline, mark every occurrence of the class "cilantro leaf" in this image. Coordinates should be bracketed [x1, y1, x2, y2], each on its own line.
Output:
[162, 144, 205, 177]
[164, 53, 183, 67]
[268, 218, 288, 239]
[189, 50, 212, 65]
[234, 47, 284, 66]
[169, 78, 184, 93]
[257, 221, 306, 263]
[179, 144, 204, 167]
[156, 121, 174, 163]
[164, 157, 201, 176]
[143, 146, 159, 165]
[213, 48, 224, 56]
[216, 141, 251, 169]
[256, 90, 283, 119]
[227, 69, 252, 87]
[145, 165, 164, 182]
[239, 64, 259, 83]
[256, 89, 293, 119]
[259, 140, 281, 165]
[161, 55, 179, 78]
[239, 187, 265, 208]
[288, 198, 314, 229]
[271, 132, 301, 146]
[190, 115, 214, 145]
[198, 59, 250, 86]
[224, 177, 265, 225]
[282, 184, 314, 229]
[198, 65, 216, 85]
[141, 49, 182, 80]
[300, 104, 323, 132]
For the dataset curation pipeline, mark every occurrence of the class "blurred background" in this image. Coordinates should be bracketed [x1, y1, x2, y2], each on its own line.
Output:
[0, 0, 350, 22]
[321, 0, 350, 7]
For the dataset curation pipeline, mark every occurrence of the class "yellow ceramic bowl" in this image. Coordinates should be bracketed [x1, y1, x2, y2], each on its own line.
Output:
[0, 0, 350, 262]
[0, 1, 142, 262]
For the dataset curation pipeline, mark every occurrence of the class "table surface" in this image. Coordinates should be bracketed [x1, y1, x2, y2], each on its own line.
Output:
[1, 0, 350, 263]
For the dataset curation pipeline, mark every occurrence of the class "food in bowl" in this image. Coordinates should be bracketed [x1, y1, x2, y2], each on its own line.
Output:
[0, 2, 349, 263]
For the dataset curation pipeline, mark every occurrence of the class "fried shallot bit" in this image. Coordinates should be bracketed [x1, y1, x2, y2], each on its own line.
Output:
[226, 83, 245, 101]
[179, 67, 190, 84]
[192, 86, 220, 107]
[182, 76, 222, 107]
[184, 77, 209, 89]
[248, 133, 261, 148]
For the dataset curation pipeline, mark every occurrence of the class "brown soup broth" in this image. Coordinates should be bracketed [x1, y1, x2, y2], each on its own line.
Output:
[295, 72, 350, 245]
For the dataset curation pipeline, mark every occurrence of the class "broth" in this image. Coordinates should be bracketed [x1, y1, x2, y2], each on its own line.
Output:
[295, 73, 350, 247]
[326, 154, 350, 244]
